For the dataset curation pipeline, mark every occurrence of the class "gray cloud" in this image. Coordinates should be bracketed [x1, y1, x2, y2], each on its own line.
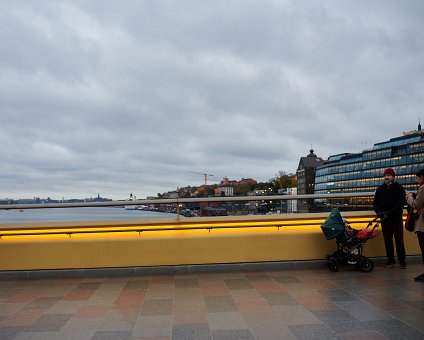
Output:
[1, 0, 423, 199]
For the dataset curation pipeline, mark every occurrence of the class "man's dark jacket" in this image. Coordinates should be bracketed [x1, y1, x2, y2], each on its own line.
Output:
[373, 181, 405, 221]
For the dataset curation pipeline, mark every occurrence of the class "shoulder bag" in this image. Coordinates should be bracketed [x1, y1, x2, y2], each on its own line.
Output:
[405, 209, 415, 232]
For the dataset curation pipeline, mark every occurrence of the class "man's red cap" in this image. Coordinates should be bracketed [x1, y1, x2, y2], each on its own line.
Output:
[384, 168, 396, 177]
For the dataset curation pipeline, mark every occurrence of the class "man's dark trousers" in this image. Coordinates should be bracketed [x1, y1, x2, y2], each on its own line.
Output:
[381, 216, 406, 264]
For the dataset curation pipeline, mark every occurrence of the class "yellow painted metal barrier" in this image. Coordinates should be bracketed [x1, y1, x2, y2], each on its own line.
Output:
[0, 211, 421, 271]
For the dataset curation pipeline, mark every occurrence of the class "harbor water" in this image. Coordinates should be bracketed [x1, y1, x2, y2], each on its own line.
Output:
[0, 207, 176, 224]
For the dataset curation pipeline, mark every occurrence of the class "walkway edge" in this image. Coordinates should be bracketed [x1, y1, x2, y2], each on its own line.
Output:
[1, 256, 421, 280]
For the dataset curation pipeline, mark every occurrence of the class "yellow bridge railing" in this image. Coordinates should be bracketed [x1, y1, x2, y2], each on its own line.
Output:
[0, 210, 420, 272]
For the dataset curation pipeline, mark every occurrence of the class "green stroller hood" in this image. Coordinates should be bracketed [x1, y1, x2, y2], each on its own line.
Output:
[321, 208, 345, 240]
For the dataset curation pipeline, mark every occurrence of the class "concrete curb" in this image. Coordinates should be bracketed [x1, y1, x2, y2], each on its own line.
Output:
[1, 256, 421, 280]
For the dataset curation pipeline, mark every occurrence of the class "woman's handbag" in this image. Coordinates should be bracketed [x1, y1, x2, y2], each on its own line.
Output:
[405, 208, 415, 232]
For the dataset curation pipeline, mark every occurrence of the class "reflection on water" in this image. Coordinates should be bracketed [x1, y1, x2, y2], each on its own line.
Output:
[0, 207, 176, 224]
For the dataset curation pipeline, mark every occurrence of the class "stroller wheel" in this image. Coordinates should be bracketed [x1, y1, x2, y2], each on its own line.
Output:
[327, 259, 340, 272]
[359, 259, 374, 272]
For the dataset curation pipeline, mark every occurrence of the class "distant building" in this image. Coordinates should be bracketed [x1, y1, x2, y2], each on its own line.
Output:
[296, 149, 324, 212]
[314, 124, 424, 209]
[239, 178, 257, 184]
[216, 186, 234, 197]
[216, 177, 257, 197]
[297, 149, 324, 194]
[162, 191, 179, 199]
[219, 177, 239, 186]
[219, 177, 257, 186]
[277, 187, 298, 213]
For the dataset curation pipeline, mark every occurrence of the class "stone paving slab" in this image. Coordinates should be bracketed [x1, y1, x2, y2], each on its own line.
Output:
[0, 263, 423, 339]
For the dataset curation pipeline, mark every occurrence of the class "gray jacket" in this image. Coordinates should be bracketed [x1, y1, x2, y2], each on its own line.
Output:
[406, 184, 424, 232]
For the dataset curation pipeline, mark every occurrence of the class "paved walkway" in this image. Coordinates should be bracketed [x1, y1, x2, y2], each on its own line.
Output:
[0, 264, 423, 340]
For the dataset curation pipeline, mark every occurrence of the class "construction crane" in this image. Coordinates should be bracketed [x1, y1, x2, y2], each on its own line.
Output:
[188, 171, 214, 185]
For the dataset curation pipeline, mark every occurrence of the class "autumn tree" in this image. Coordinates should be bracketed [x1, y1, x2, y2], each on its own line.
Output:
[269, 171, 297, 193]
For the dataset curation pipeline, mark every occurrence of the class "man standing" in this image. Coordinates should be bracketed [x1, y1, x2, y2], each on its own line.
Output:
[373, 168, 407, 269]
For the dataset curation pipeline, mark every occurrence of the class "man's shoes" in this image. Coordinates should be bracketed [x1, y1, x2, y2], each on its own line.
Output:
[414, 273, 424, 282]
[383, 261, 396, 268]
[400, 264, 407, 269]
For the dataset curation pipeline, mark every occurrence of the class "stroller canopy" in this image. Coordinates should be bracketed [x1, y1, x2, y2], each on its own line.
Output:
[321, 208, 345, 240]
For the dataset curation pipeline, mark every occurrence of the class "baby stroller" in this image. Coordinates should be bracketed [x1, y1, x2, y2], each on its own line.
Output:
[321, 208, 382, 272]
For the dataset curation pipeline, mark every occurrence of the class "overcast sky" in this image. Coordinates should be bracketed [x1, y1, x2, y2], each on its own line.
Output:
[1, 0, 423, 200]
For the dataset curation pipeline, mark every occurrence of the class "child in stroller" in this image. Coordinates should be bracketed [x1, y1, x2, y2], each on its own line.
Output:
[321, 208, 382, 272]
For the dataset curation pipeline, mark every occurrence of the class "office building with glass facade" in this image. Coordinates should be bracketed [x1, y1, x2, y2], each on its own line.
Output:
[314, 125, 424, 209]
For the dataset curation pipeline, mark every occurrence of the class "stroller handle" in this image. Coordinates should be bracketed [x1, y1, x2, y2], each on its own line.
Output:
[376, 212, 389, 221]
[365, 213, 387, 229]
[364, 213, 386, 232]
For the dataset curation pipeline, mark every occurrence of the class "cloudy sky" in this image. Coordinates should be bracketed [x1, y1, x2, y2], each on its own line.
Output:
[1, 0, 423, 200]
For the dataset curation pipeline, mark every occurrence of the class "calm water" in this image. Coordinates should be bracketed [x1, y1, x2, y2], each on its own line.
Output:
[0, 207, 176, 224]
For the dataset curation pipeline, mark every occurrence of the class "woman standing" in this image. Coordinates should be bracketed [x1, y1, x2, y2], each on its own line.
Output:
[406, 168, 424, 282]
